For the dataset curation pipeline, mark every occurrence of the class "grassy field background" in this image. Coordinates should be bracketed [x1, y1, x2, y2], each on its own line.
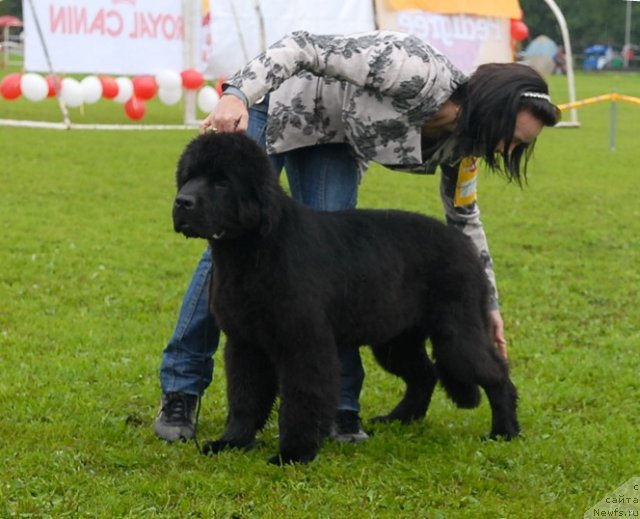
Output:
[1, 70, 639, 518]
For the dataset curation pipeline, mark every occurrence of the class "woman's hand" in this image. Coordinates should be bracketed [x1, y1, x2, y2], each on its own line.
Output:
[199, 95, 249, 134]
[490, 309, 508, 359]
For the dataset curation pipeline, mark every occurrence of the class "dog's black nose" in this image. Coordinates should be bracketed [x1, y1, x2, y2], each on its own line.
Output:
[174, 193, 196, 210]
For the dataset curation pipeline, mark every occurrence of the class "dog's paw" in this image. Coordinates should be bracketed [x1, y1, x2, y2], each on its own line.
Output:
[201, 440, 231, 455]
[369, 413, 420, 425]
[201, 438, 259, 456]
[487, 425, 521, 442]
[369, 414, 394, 424]
[267, 451, 316, 465]
[267, 453, 287, 466]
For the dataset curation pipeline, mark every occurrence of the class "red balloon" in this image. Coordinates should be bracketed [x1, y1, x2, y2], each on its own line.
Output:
[99, 75, 119, 99]
[0, 73, 22, 100]
[124, 97, 146, 120]
[511, 19, 529, 42]
[45, 74, 62, 97]
[181, 68, 204, 90]
[132, 75, 157, 100]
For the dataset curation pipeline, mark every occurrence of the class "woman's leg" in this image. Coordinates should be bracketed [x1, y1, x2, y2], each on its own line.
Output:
[156, 99, 282, 441]
[284, 143, 359, 211]
[156, 248, 218, 441]
[283, 144, 368, 441]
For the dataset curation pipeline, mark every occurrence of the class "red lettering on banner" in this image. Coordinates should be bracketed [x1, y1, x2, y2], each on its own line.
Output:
[164, 16, 184, 41]
[89, 10, 106, 34]
[71, 7, 88, 33]
[48, 5, 181, 41]
[129, 12, 141, 38]
[131, 12, 183, 40]
[49, 5, 65, 33]
[148, 13, 162, 36]
[106, 11, 123, 37]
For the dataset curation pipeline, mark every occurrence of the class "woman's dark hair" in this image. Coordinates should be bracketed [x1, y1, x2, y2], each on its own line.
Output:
[451, 63, 561, 184]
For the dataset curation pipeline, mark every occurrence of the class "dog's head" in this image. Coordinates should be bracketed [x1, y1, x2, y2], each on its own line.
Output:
[172, 132, 281, 241]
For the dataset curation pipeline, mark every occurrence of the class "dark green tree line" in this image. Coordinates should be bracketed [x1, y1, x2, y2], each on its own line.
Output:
[0, 0, 22, 17]
[520, 0, 639, 50]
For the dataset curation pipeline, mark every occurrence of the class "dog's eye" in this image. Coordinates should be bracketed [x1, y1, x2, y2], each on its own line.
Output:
[213, 181, 229, 190]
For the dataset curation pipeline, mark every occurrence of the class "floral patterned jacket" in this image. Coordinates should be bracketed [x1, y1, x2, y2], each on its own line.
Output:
[226, 30, 499, 309]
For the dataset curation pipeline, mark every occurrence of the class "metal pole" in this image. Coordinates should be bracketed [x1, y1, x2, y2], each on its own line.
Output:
[254, 0, 267, 53]
[182, 0, 198, 125]
[26, 0, 71, 128]
[2, 27, 8, 68]
[609, 97, 617, 151]
[228, 0, 250, 63]
[624, 0, 632, 68]
[542, 0, 580, 127]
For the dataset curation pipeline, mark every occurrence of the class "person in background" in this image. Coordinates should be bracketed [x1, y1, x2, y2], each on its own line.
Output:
[155, 30, 560, 444]
[554, 45, 567, 75]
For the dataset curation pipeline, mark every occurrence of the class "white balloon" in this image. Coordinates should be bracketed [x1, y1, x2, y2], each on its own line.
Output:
[61, 78, 84, 107]
[113, 77, 133, 103]
[155, 69, 182, 90]
[157, 86, 182, 105]
[80, 75, 103, 104]
[197, 86, 220, 113]
[20, 73, 49, 102]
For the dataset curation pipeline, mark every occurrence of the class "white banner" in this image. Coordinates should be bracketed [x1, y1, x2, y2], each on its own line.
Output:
[374, 0, 513, 74]
[24, 0, 188, 75]
[205, 0, 376, 79]
[23, 0, 376, 77]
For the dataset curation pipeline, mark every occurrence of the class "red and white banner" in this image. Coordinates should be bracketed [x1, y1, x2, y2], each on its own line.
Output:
[24, 0, 189, 75]
[23, 0, 375, 77]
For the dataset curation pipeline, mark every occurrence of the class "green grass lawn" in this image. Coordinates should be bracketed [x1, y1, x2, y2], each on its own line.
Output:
[1, 70, 639, 518]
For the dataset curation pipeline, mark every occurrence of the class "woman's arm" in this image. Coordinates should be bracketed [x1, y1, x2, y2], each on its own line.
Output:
[439, 161, 508, 358]
[201, 30, 464, 135]
[225, 30, 446, 105]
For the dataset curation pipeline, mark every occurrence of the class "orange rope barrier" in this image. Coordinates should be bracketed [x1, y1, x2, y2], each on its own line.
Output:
[616, 94, 640, 106]
[558, 93, 640, 111]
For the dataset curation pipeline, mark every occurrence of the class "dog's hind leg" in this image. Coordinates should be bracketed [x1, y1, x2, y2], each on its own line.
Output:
[202, 338, 278, 455]
[470, 342, 520, 439]
[482, 377, 520, 440]
[370, 330, 437, 424]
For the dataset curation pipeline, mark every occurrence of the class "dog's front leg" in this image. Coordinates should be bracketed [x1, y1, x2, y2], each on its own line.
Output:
[269, 336, 341, 465]
[202, 337, 277, 455]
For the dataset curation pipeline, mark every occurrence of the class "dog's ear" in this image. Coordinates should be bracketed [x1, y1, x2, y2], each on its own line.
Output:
[237, 196, 262, 231]
[175, 145, 191, 190]
[228, 133, 282, 237]
[234, 173, 279, 236]
[175, 135, 206, 189]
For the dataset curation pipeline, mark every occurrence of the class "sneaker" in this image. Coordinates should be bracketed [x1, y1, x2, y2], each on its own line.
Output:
[330, 410, 370, 443]
[154, 392, 199, 442]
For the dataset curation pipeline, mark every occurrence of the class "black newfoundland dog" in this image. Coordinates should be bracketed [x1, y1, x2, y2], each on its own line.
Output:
[172, 132, 519, 464]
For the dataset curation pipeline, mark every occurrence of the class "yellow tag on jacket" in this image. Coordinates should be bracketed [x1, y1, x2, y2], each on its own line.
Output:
[454, 157, 478, 207]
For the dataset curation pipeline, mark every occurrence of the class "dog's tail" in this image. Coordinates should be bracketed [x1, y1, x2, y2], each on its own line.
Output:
[435, 363, 482, 409]
[428, 301, 508, 410]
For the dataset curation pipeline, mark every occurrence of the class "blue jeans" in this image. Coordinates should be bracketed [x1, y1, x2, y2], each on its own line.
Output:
[160, 99, 365, 412]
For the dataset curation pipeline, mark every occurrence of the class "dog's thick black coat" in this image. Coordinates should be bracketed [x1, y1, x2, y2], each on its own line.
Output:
[172, 133, 519, 464]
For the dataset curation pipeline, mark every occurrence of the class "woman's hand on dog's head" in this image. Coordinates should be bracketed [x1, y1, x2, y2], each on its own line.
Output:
[200, 95, 249, 135]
